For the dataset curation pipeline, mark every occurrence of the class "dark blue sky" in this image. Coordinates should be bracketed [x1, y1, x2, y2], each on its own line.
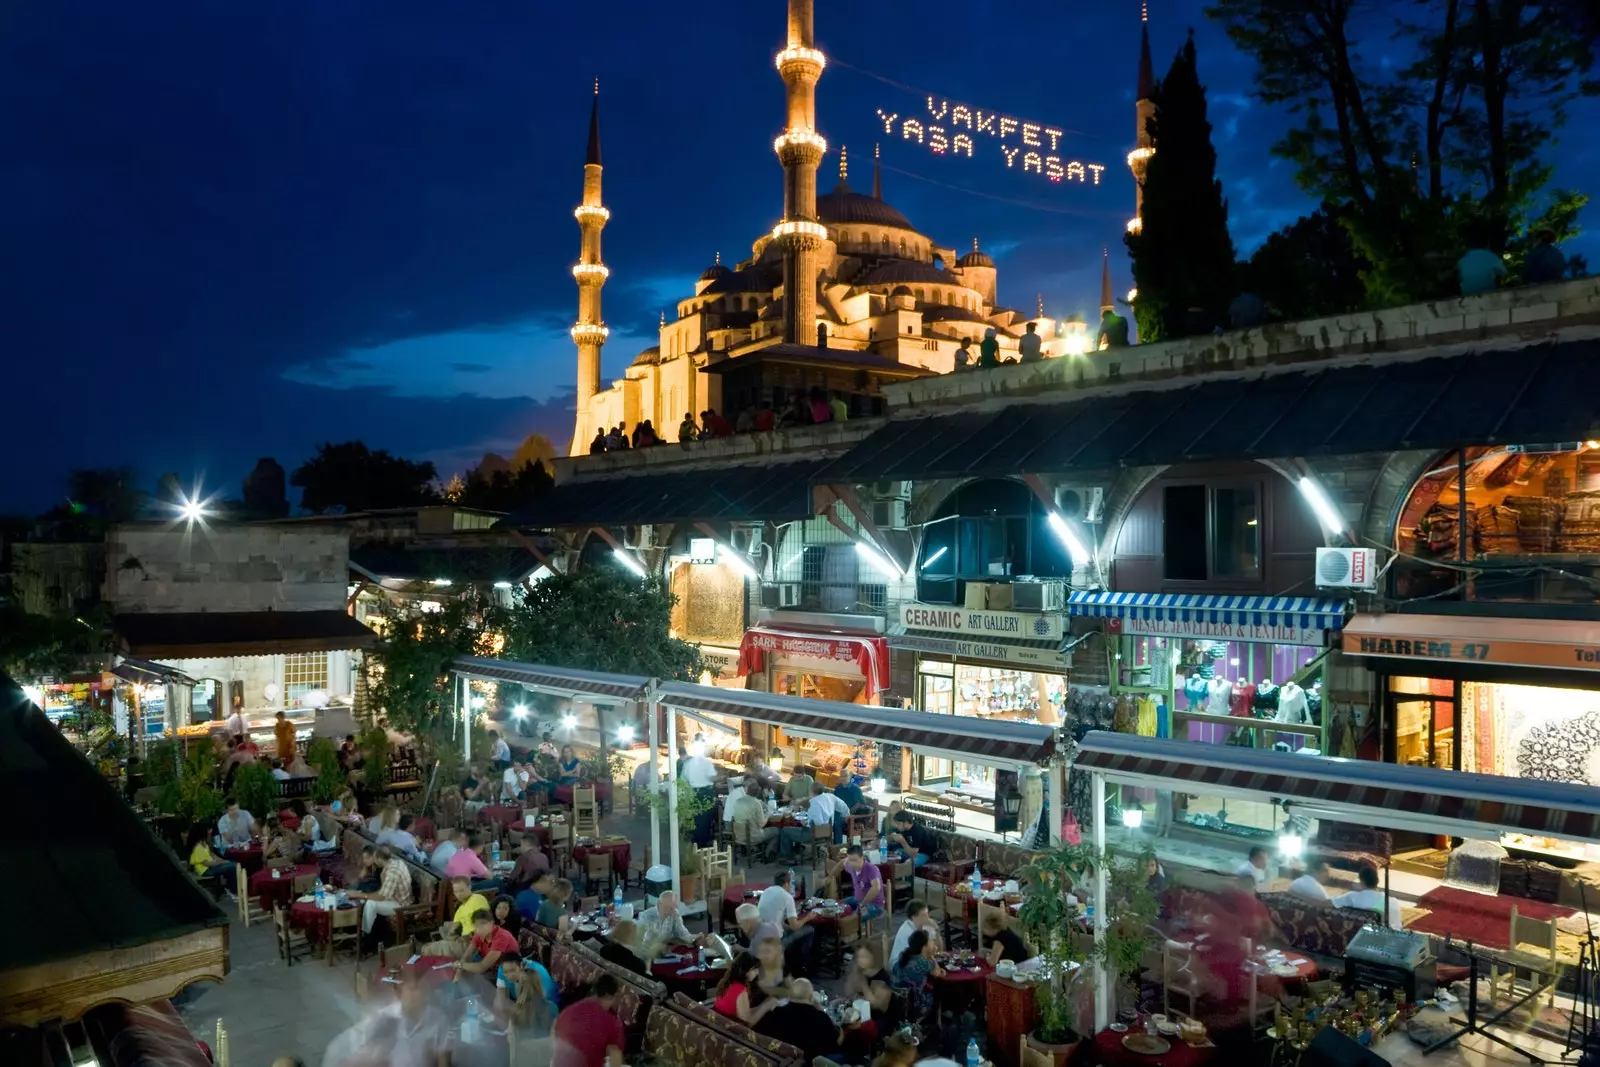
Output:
[5, 0, 1597, 512]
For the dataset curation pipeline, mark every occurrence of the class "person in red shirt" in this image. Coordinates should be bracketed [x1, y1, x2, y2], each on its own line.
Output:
[455, 909, 519, 976]
[552, 974, 626, 1067]
[705, 410, 733, 437]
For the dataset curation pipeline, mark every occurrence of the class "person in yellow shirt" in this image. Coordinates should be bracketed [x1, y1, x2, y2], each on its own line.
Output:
[419, 876, 488, 956]
[186, 825, 238, 885]
[273, 711, 298, 764]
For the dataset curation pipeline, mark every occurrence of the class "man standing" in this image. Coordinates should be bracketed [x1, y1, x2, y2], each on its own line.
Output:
[273, 710, 297, 763]
[679, 742, 719, 847]
[216, 797, 256, 847]
[758, 870, 817, 977]
[347, 845, 414, 936]
[551, 973, 626, 1067]
[320, 974, 448, 1067]
[807, 784, 850, 844]
[833, 845, 885, 920]
[223, 698, 248, 740]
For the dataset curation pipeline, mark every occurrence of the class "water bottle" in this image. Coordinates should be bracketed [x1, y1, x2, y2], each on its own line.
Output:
[767, 791, 777, 815]
[491, 839, 501, 868]
[612, 883, 623, 914]
[314, 877, 326, 910]
[966, 1037, 981, 1067]
[461, 997, 481, 1043]
[787, 867, 796, 895]
[969, 868, 982, 896]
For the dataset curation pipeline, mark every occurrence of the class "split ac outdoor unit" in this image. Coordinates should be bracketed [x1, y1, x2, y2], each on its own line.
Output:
[869, 498, 908, 530]
[624, 524, 657, 550]
[1315, 546, 1378, 590]
[1010, 579, 1066, 612]
[1054, 485, 1105, 523]
[729, 526, 759, 554]
[869, 480, 911, 500]
[761, 582, 802, 609]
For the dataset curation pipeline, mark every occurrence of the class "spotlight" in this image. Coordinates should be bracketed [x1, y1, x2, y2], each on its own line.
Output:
[612, 548, 647, 577]
[511, 704, 528, 719]
[561, 713, 577, 730]
[1047, 512, 1092, 566]
[1278, 832, 1304, 859]
[1297, 476, 1346, 536]
[1121, 807, 1144, 830]
[617, 725, 635, 744]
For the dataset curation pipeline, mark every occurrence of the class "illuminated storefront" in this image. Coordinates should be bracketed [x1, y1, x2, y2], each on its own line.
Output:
[891, 601, 1073, 799]
[1070, 591, 1349, 834]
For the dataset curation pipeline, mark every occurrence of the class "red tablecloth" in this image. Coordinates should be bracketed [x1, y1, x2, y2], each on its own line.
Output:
[650, 952, 715, 984]
[722, 883, 769, 926]
[479, 805, 526, 829]
[250, 863, 318, 911]
[553, 781, 611, 807]
[413, 816, 435, 842]
[223, 844, 262, 872]
[1092, 1027, 1215, 1067]
[276, 809, 302, 831]
[572, 840, 629, 875]
[289, 898, 359, 943]
[933, 957, 994, 985]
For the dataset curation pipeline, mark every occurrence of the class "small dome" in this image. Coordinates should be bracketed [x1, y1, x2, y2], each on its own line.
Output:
[699, 252, 731, 282]
[958, 239, 995, 269]
[630, 345, 661, 367]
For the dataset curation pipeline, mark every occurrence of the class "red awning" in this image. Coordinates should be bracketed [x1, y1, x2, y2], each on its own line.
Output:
[736, 627, 889, 698]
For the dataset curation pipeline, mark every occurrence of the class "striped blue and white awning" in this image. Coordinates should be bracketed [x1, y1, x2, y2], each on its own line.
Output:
[1066, 591, 1348, 638]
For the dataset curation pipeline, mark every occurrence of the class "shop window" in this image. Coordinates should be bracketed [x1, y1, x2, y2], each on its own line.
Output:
[1161, 483, 1261, 582]
[192, 678, 222, 723]
[914, 479, 1071, 604]
[283, 652, 329, 709]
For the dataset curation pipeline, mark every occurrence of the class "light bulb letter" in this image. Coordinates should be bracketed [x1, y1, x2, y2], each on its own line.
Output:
[1022, 150, 1042, 174]
[928, 125, 948, 154]
[1001, 144, 1019, 167]
[1066, 161, 1085, 182]
[1045, 127, 1063, 150]
[951, 105, 972, 129]
[926, 97, 949, 121]
[1045, 156, 1064, 181]
[999, 117, 1018, 140]
[1087, 163, 1105, 184]
[976, 111, 996, 135]
[902, 118, 923, 143]
[876, 109, 898, 134]
[953, 133, 973, 157]
[1022, 123, 1041, 147]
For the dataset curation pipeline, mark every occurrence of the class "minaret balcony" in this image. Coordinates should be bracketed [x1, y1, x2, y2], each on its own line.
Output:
[573, 205, 611, 223]
[572, 264, 611, 282]
[771, 219, 828, 251]
[774, 128, 827, 167]
[570, 323, 610, 342]
[774, 46, 826, 78]
[1126, 217, 1143, 234]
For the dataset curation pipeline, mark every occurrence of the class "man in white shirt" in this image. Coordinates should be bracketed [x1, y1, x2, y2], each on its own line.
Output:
[679, 744, 718, 789]
[806, 786, 850, 843]
[636, 891, 708, 957]
[487, 729, 511, 769]
[501, 762, 524, 804]
[1233, 846, 1269, 891]
[890, 900, 942, 963]
[1288, 858, 1332, 903]
[1334, 865, 1403, 929]
[269, 759, 291, 782]
[223, 702, 249, 740]
[757, 871, 817, 976]
[376, 813, 428, 864]
[216, 798, 256, 847]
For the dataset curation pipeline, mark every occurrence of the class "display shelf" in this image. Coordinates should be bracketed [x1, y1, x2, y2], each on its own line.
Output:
[1169, 709, 1322, 738]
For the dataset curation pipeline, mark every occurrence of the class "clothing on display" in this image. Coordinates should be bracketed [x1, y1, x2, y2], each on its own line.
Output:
[1230, 680, 1257, 718]
[1253, 680, 1279, 713]
[1276, 682, 1310, 725]
[1206, 677, 1233, 716]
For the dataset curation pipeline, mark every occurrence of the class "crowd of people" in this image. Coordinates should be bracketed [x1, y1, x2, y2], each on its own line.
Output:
[587, 385, 864, 454]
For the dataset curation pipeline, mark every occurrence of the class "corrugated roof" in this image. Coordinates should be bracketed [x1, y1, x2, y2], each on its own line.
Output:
[505, 456, 833, 528]
[815, 342, 1600, 482]
[117, 610, 377, 658]
[349, 544, 544, 585]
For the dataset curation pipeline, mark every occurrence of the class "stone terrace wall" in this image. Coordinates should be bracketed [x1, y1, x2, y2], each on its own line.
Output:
[105, 525, 349, 614]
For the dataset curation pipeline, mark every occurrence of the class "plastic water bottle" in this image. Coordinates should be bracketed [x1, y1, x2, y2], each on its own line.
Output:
[787, 867, 796, 894]
[491, 840, 501, 868]
[969, 868, 982, 896]
[314, 877, 326, 910]
[461, 998, 481, 1044]
[612, 883, 623, 914]
[966, 1037, 981, 1067]
[767, 791, 777, 815]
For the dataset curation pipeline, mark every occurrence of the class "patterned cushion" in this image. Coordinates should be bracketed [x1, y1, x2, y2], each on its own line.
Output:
[670, 993, 805, 1067]
[90, 1001, 211, 1067]
[517, 925, 555, 966]
[981, 841, 1041, 879]
[1311, 822, 1392, 871]
[1258, 891, 1371, 957]
[931, 829, 980, 865]
[548, 942, 661, 1049]
[643, 1004, 781, 1067]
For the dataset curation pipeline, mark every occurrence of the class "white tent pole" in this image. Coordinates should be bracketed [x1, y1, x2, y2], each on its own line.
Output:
[1092, 770, 1109, 1032]
[1045, 763, 1062, 845]
[461, 675, 471, 762]
[667, 702, 681, 900]
[648, 683, 662, 870]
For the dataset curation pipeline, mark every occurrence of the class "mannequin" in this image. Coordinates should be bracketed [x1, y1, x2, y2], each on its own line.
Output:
[1207, 676, 1233, 716]
[1276, 681, 1310, 724]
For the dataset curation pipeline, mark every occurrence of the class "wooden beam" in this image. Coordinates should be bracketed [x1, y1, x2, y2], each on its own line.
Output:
[831, 483, 907, 573]
[507, 527, 558, 573]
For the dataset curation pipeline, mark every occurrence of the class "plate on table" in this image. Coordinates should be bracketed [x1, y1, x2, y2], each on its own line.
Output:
[1122, 1034, 1171, 1055]
[1271, 963, 1301, 977]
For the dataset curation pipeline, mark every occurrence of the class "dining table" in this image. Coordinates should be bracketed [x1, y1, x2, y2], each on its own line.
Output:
[1092, 1025, 1215, 1067]
[289, 896, 359, 945]
[249, 863, 318, 911]
[222, 843, 263, 872]
[572, 838, 630, 877]
[931, 953, 994, 1016]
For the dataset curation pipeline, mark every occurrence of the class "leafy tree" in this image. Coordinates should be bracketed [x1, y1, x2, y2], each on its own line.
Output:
[290, 441, 441, 514]
[510, 434, 558, 472]
[306, 736, 346, 804]
[1238, 204, 1371, 320]
[499, 568, 705, 681]
[0, 604, 111, 680]
[1209, 0, 1597, 304]
[361, 597, 489, 764]
[44, 467, 149, 527]
[455, 461, 553, 513]
[1125, 32, 1237, 341]
[151, 740, 226, 830]
[241, 458, 290, 519]
[230, 760, 278, 819]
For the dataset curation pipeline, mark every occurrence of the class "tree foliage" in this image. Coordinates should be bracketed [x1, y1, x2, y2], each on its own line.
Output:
[453, 461, 553, 513]
[290, 441, 441, 514]
[361, 597, 488, 761]
[499, 568, 705, 681]
[1209, 0, 1597, 304]
[510, 434, 558, 472]
[1125, 33, 1237, 341]
[0, 605, 111, 680]
[1238, 204, 1372, 319]
[241, 458, 290, 519]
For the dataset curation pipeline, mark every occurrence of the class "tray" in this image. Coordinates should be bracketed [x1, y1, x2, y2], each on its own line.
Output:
[1122, 1034, 1172, 1056]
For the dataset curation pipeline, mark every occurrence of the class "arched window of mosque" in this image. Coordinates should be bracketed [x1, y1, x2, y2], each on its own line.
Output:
[914, 288, 924, 303]
[899, 238, 908, 256]
[839, 230, 849, 246]
[882, 235, 891, 253]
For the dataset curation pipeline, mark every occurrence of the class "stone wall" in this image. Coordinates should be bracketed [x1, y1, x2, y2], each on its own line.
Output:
[550, 419, 879, 484]
[11, 542, 106, 616]
[105, 525, 349, 614]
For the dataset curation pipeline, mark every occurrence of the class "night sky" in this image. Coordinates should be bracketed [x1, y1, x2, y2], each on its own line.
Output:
[5, 0, 1598, 512]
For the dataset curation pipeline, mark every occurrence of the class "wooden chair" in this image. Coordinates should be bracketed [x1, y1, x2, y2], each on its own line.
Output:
[273, 904, 313, 966]
[944, 893, 973, 949]
[1162, 939, 1201, 1018]
[805, 823, 834, 867]
[891, 861, 915, 911]
[571, 786, 600, 838]
[628, 843, 652, 889]
[847, 814, 878, 848]
[1492, 906, 1560, 1008]
[732, 818, 773, 866]
[327, 906, 361, 965]
[266, 855, 293, 871]
[584, 851, 615, 897]
[547, 819, 572, 876]
[702, 843, 734, 879]
[291, 871, 319, 896]
[236, 865, 267, 926]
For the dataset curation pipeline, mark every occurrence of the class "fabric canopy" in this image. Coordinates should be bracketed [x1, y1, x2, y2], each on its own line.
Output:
[657, 681, 1057, 768]
[1075, 730, 1600, 846]
[1066, 592, 1347, 645]
[452, 657, 649, 703]
[1342, 612, 1600, 673]
[735, 628, 890, 698]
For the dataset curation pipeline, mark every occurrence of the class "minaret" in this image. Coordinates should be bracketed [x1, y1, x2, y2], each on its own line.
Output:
[570, 80, 610, 455]
[873, 144, 882, 199]
[1100, 247, 1116, 314]
[1127, 2, 1155, 235]
[771, 0, 828, 346]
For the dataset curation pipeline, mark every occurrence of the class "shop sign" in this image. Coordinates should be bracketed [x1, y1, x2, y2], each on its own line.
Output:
[900, 603, 1065, 642]
[891, 631, 1071, 669]
[1343, 631, 1600, 672]
[1109, 615, 1327, 646]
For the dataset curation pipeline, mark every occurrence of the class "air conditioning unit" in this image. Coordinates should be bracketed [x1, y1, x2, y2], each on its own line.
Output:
[761, 582, 802, 609]
[624, 524, 657, 550]
[1315, 547, 1379, 590]
[1054, 485, 1105, 523]
[556, 550, 580, 574]
[870, 480, 911, 500]
[869, 498, 908, 530]
[729, 526, 759, 554]
[1010, 580, 1066, 612]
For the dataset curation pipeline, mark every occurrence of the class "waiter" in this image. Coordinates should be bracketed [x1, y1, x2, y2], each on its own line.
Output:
[679, 740, 720, 847]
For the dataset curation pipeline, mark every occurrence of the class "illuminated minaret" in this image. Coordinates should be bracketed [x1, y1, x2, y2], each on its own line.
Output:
[1127, 1, 1155, 234]
[1100, 247, 1116, 315]
[570, 80, 610, 455]
[771, 0, 828, 345]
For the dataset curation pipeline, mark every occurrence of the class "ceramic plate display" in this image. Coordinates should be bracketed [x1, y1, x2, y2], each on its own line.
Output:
[1122, 1035, 1172, 1056]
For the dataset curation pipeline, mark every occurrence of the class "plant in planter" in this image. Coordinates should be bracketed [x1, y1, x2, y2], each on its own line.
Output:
[231, 760, 278, 820]
[641, 776, 712, 900]
[155, 742, 226, 831]
[359, 724, 391, 793]
[306, 736, 346, 805]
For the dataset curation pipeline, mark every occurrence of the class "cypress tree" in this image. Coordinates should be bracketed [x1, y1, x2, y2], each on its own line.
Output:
[1125, 32, 1237, 341]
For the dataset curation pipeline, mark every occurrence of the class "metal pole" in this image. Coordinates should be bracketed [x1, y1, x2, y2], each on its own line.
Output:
[1092, 771, 1109, 1032]
[1045, 764, 1063, 845]
[461, 675, 471, 762]
[648, 683, 662, 870]
[667, 703, 681, 901]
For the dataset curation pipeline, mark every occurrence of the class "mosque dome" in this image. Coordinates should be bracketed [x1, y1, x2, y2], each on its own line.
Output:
[817, 181, 917, 232]
[630, 345, 661, 367]
[958, 246, 995, 269]
[699, 254, 732, 282]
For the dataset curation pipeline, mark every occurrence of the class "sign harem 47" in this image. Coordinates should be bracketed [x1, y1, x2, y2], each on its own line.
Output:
[876, 97, 1106, 185]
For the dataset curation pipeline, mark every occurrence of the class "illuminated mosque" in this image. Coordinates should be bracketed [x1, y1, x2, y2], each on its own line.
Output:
[568, 0, 1155, 453]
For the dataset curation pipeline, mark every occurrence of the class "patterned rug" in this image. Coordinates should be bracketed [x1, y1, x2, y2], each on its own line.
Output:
[1408, 886, 1575, 947]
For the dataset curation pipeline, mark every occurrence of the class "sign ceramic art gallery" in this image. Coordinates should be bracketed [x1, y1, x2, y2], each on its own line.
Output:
[899, 604, 1066, 643]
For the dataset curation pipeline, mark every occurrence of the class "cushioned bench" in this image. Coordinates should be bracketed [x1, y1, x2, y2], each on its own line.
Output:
[548, 940, 664, 1054]
[669, 993, 805, 1067]
[643, 999, 795, 1067]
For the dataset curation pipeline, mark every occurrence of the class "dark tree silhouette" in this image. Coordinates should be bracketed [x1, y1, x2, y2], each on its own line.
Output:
[290, 442, 440, 514]
[242, 458, 289, 519]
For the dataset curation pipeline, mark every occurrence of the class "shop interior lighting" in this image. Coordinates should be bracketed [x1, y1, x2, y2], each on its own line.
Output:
[718, 542, 759, 579]
[1121, 807, 1143, 829]
[870, 776, 888, 794]
[1278, 832, 1304, 859]
[561, 713, 578, 730]
[769, 754, 784, 771]
[431, 578, 452, 586]
[617, 724, 635, 743]
[855, 541, 904, 579]
[919, 545, 948, 571]
[612, 548, 648, 577]
[511, 704, 529, 719]
[493, 581, 513, 589]
[1297, 476, 1347, 536]
[1046, 512, 1092, 566]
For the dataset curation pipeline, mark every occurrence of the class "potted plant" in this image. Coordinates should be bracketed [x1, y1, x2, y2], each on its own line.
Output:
[642, 776, 712, 902]
[231, 760, 278, 821]
[306, 736, 346, 805]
